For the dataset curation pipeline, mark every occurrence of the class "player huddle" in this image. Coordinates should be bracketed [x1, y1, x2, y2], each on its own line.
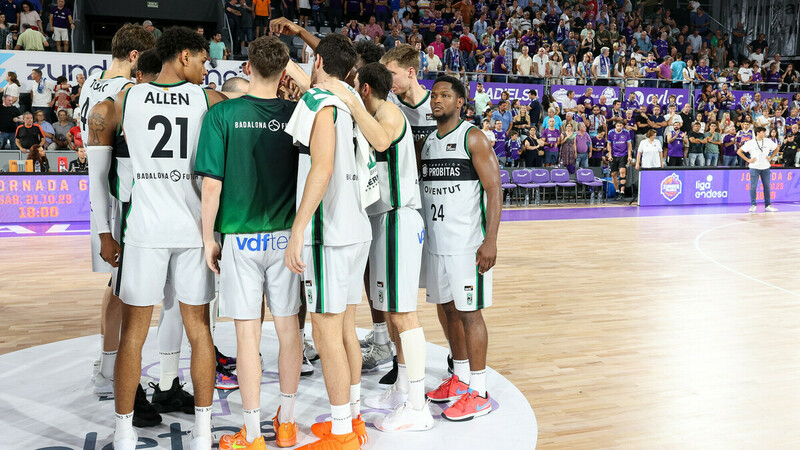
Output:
[83, 21, 501, 450]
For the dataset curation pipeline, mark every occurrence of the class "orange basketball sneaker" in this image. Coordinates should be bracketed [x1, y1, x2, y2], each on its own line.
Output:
[426, 375, 470, 403]
[218, 426, 267, 450]
[310, 414, 368, 445]
[442, 389, 493, 421]
[296, 431, 361, 450]
[272, 407, 298, 448]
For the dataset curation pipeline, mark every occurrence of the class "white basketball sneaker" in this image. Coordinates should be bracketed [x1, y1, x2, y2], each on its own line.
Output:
[766, 205, 778, 212]
[375, 401, 435, 433]
[749, 205, 757, 213]
[113, 429, 137, 450]
[93, 372, 114, 396]
[363, 384, 409, 410]
[189, 432, 212, 450]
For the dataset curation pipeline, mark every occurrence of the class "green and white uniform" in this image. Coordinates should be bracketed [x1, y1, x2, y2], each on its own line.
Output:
[287, 84, 372, 315]
[79, 72, 134, 274]
[420, 120, 492, 311]
[390, 90, 436, 289]
[118, 81, 213, 307]
[367, 114, 425, 313]
[195, 95, 301, 319]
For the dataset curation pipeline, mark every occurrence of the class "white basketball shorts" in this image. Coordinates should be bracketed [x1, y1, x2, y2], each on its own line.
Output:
[219, 230, 301, 320]
[424, 249, 493, 312]
[119, 245, 213, 307]
[302, 241, 370, 315]
[369, 208, 424, 313]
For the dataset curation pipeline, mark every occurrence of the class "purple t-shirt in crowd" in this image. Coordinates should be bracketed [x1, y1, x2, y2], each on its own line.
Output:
[696, 65, 713, 80]
[576, 94, 593, 108]
[653, 39, 670, 58]
[493, 55, 507, 73]
[607, 129, 631, 157]
[541, 128, 560, 151]
[622, 99, 639, 110]
[722, 134, 737, 156]
[50, 5, 71, 28]
[644, 61, 658, 79]
[667, 131, 685, 157]
[591, 136, 607, 158]
[507, 139, 521, 160]
[575, 132, 592, 153]
[786, 115, 800, 128]
[493, 129, 507, 157]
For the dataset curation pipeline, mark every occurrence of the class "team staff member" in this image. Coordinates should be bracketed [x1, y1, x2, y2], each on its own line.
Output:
[422, 76, 501, 421]
[318, 62, 434, 432]
[98, 27, 228, 450]
[739, 126, 780, 213]
[285, 34, 370, 450]
[197, 36, 303, 450]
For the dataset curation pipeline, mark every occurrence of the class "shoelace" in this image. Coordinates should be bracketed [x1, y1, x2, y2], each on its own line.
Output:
[450, 390, 475, 412]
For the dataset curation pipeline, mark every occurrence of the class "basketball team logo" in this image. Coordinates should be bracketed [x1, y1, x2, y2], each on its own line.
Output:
[425, 113, 434, 121]
[465, 285, 474, 306]
[170, 170, 181, 182]
[268, 119, 281, 131]
[421, 164, 428, 178]
[660, 173, 682, 201]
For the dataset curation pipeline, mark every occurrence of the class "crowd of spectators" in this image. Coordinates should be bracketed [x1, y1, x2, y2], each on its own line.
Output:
[2, 0, 75, 51]
[1, 66, 85, 173]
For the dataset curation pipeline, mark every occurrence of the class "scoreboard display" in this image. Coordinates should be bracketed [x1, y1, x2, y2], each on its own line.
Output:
[0, 174, 90, 223]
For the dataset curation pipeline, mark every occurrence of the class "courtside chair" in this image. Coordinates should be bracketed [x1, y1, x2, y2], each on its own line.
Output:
[500, 170, 518, 206]
[550, 168, 578, 204]
[530, 168, 556, 204]
[512, 169, 539, 206]
[576, 168, 605, 204]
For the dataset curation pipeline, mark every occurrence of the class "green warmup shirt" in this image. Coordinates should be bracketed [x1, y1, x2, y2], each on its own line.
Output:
[195, 95, 298, 234]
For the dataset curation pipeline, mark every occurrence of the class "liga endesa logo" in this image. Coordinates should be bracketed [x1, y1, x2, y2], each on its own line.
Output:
[660, 173, 682, 201]
[694, 174, 728, 199]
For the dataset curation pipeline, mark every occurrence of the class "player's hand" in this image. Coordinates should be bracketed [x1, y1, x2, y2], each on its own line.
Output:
[285, 233, 306, 274]
[316, 80, 357, 106]
[204, 240, 221, 275]
[99, 233, 121, 268]
[270, 17, 302, 36]
[476, 240, 497, 275]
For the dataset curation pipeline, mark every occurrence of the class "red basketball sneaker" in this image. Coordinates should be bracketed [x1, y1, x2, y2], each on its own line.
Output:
[442, 390, 493, 421]
[425, 375, 470, 403]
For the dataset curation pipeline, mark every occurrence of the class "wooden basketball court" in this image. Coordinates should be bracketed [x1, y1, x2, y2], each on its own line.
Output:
[2, 204, 799, 447]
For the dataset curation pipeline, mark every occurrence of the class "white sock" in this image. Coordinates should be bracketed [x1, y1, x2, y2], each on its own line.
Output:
[114, 411, 134, 441]
[194, 405, 212, 439]
[279, 392, 296, 423]
[98, 334, 104, 358]
[399, 327, 427, 410]
[373, 322, 390, 345]
[395, 363, 409, 393]
[453, 359, 470, 383]
[470, 369, 487, 397]
[330, 403, 352, 435]
[158, 351, 180, 390]
[100, 351, 116, 378]
[243, 408, 260, 442]
[349, 383, 361, 417]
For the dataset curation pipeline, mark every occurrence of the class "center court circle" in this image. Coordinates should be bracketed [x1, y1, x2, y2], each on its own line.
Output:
[0, 322, 537, 449]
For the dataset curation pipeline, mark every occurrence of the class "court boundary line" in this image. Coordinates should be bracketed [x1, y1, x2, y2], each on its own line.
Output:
[693, 217, 800, 298]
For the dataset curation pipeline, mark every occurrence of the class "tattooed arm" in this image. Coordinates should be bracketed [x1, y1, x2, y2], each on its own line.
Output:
[86, 98, 121, 266]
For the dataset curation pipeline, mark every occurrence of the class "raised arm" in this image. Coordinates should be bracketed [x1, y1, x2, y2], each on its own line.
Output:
[270, 17, 320, 50]
[468, 127, 501, 274]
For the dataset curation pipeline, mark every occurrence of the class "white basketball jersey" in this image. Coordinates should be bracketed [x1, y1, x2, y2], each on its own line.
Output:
[79, 72, 134, 202]
[294, 89, 371, 246]
[420, 120, 487, 255]
[121, 81, 210, 248]
[79, 72, 133, 144]
[367, 113, 421, 215]
[389, 91, 437, 145]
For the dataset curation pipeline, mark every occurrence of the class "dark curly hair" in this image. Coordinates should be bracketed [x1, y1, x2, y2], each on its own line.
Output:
[156, 26, 209, 63]
[354, 40, 385, 66]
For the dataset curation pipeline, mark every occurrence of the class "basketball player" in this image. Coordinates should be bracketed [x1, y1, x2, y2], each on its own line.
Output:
[422, 76, 501, 421]
[317, 63, 434, 432]
[95, 27, 228, 449]
[379, 44, 453, 377]
[284, 34, 370, 450]
[196, 36, 303, 449]
[80, 23, 155, 396]
[88, 47, 197, 425]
